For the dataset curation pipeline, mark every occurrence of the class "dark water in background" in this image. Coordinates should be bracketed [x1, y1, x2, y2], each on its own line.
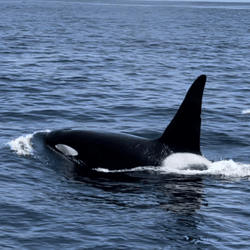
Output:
[1, 0, 250, 249]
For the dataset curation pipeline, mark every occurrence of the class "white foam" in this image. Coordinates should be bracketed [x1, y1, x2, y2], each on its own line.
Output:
[95, 166, 163, 173]
[7, 134, 34, 156]
[207, 160, 250, 179]
[242, 109, 250, 114]
[96, 153, 250, 180]
[7, 130, 50, 157]
[161, 156, 250, 179]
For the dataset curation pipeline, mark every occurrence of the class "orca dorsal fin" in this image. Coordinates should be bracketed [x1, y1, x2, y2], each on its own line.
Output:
[159, 75, 206, 154]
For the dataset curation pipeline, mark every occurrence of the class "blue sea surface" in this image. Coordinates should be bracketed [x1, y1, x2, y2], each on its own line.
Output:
[1, 0, 250, 249]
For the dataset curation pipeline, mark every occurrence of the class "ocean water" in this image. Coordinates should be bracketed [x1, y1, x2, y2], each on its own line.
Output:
[1, 0, 250, 249]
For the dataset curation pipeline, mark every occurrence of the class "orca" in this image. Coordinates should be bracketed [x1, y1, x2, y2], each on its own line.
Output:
[45, 75, 207, 171]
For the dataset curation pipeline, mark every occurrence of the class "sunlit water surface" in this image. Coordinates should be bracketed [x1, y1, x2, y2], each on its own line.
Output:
[1, 1, 250, 249]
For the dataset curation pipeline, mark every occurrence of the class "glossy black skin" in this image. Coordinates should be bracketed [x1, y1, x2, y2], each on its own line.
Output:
[45, 130, 170, 170]
[45, 75, 206, 170]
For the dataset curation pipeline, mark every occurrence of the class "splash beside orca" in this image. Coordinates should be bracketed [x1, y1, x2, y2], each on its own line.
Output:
[45, 75, 207, 171]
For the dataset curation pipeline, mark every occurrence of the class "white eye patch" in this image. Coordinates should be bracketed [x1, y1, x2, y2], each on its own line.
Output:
[55, 144, 78, 156]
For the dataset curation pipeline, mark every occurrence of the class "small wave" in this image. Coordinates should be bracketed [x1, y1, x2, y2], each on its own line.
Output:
[161, 158, 250, 180]
[7, 130, 50, 156]
[207, 160, 250, 179]
[96, 153, 250, 180]
[7, 134, 34, 156]
[242, 109, 250, 114]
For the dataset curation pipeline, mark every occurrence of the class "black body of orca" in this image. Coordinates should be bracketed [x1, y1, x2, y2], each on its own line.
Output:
[45, 75, 206, 171]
